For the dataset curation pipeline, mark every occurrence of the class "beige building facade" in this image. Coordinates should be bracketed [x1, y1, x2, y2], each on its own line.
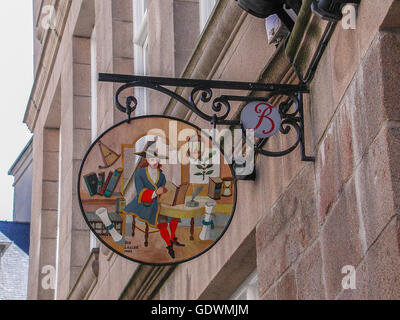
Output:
[24, 0, 400, 300]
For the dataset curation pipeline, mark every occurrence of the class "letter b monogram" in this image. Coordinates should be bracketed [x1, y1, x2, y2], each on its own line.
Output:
[241, 101, 281, 138]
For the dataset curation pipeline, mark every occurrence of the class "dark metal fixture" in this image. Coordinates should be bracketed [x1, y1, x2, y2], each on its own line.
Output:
[99, 73, 314, 180]
[295, 0, 359, 82]
[312, 0, 360, 21]
[236, 0, 303, 30]
[293, 20, 336, 83]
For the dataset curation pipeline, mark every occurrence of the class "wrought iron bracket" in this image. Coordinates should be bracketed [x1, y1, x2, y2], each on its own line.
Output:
[99, 73, 315, 180]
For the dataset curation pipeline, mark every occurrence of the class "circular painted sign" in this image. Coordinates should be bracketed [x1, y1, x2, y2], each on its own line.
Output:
[78, 116, 236, 266]
[240, 101, 281, 138]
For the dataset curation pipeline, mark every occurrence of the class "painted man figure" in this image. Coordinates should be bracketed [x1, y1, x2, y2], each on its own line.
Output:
[123, 144, 185, 259]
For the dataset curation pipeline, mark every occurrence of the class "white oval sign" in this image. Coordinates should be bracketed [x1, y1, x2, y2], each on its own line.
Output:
[240, 101, 281, 138]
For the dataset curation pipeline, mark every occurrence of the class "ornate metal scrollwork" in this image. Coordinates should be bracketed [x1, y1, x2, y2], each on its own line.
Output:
[255, 93, 309, 159]
[99, 73, 314, 179]
[189, 86, 232, 122]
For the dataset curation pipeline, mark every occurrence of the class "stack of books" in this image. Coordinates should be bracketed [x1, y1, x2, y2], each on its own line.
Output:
[83, 168, 123, 198]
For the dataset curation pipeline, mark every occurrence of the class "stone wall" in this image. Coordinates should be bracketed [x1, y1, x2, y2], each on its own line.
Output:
[256, 2, 400, 299]
[159, 0, 400, 300]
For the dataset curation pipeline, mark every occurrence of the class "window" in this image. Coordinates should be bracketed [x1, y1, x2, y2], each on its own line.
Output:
[0, 242, 11, 258]
[230, 270, 259, 300]
[133, 0, 149, 116]
[90, 29, 100, 251]
[90, 29, 98, 142]
[265, 7, 298, 46]
[199, 0, 218, 32]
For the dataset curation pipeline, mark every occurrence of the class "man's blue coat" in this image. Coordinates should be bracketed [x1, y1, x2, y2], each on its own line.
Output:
[123, 167, 166, 227]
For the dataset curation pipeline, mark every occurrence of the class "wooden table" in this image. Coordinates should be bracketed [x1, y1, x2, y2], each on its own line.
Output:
[121, 196, 234, 246]
[160, 196, 233, 240]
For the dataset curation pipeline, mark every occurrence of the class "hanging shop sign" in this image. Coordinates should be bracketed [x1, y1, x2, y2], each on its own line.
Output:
[78, 73, 314, 266]
[78, 116, 236, 266]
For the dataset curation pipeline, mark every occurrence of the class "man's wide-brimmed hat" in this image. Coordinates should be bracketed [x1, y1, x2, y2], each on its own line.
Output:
[134, 140, 168, 160]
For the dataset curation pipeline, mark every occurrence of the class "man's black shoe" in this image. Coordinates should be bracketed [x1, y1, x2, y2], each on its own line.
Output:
[172, 237, 185, 247]
[166, 245, 175, 259]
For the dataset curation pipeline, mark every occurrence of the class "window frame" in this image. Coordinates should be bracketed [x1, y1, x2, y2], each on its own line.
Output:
[230, 270, 259, 300]
[199, 0, 218, 32]
[90, 28, 98, 142]
[133, 0, 149, 116]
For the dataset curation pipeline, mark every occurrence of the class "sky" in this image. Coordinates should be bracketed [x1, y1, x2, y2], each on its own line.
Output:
[0, 3, 33, 221]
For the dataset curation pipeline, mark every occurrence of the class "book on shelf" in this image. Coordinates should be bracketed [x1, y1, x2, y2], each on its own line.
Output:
[99, 171, 113, 196]
[104, 168, 123, 198]
[159, 181, 190, 206]
[83, 173, 98, 196]
[97, 171, 105, 194]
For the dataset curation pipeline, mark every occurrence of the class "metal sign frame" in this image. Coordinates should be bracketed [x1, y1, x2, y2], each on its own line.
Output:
[99, 73, 314, 180]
